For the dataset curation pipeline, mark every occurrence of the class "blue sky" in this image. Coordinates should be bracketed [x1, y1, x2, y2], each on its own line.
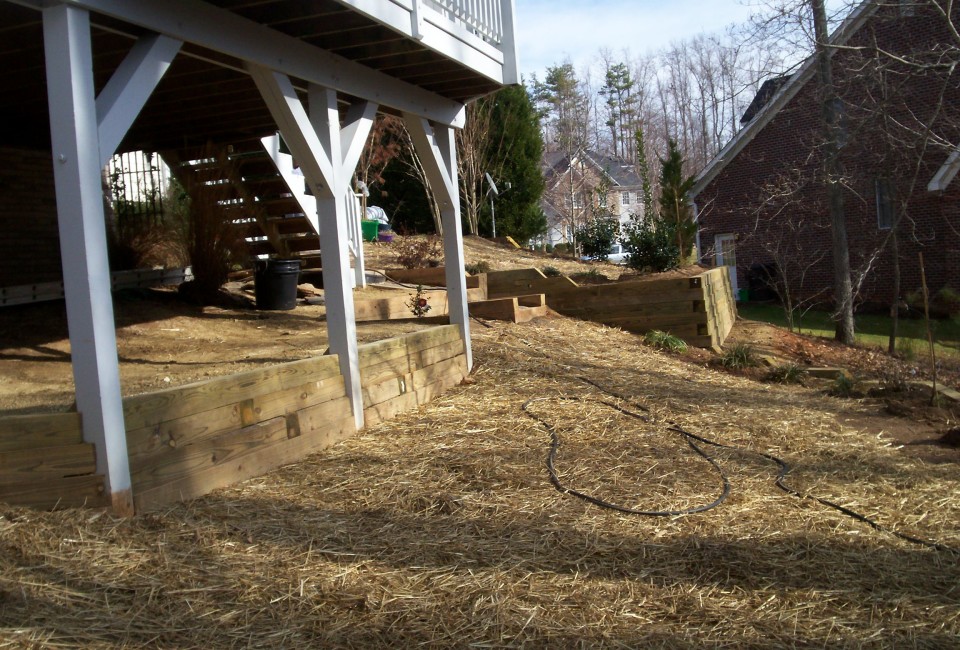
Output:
[514, 0, 846, 81]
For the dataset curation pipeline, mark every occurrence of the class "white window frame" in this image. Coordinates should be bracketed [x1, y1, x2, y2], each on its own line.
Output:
[621, 190, 632, 206]
[876, 178, 894, 230]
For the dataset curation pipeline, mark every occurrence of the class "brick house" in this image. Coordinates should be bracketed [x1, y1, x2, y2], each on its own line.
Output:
[541, 150, 643, 248]
[692, 1, 960, 307]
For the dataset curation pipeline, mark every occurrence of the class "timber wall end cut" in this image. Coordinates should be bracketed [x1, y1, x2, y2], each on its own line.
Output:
[0, 326, 468, 512]
[0, 412, 107, 509]
[486, 267, 737, 349]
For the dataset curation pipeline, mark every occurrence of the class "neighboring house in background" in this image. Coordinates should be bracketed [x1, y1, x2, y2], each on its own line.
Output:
[540, 150, 643, 248]
[692, 1, 960, 306]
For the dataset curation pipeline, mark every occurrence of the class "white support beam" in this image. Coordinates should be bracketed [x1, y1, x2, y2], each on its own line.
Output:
[310, 85, 364, 429]
[249, 65, 368, 429]
[498, 0, 520, 85]
[95, 33, 182, 167]
[403, 113, 472, 371]
[43, 3, 133, 515]
[50, 0, 465, 127]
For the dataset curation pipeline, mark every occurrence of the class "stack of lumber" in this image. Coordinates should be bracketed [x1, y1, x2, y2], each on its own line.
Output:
[0, 413, 107, 508]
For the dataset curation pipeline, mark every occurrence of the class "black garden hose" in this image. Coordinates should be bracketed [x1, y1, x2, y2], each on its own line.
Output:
[478, 318, 956, 552]
[522, 396, 731, 517]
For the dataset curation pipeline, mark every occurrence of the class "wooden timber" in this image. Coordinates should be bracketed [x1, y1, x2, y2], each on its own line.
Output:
[0, 411, 107, 509]
[0, 326, 470, 512]
[468, 295, 549, 323]
[357, 325, 469, 426]
[354, 287, 486, 322]
[383, 267, 487, 294]
[484, 267, 736, 349]
[122, 352, 353, 512]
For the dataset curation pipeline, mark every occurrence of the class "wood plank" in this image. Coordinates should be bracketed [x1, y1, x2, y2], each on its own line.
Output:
[548, 288, 705, 312]
[487, 275, 578, 299]
[360, 339, 464, 389]
[559, 299, 703, 321]
[360, 354, 416, 387]
[123, 354, 341, 430]
[362, 354, 467, 408]
[363, 360, 466, 427]
[385, 267, 448, 286]
[357, 325, 460, 368]
[515, 305, 550, 323]
[485, 268, 547, 296]
[0, 475, 108, 510]
[354, 289, 485, 322]
[411, 355, 469, 391]
[0, 412, 83, 452]
[133, 399, 353, 496]
[362, 373, 412, 409]
[416, 339, 466, 368]
[131, 417, 290, 491]
[0, 443, 96, 486]
[466, 273, 487, 296]
[294, 396, 355, 438]
[517, 294, 545, 308]
[469, 297, 518, 321]
[133, 414, 356, 512]
[125, 374, 347, 461]
[354, 289, 450, 321]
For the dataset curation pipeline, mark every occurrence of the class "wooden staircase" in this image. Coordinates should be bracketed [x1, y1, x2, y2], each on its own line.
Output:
[162, 137, 366, 280]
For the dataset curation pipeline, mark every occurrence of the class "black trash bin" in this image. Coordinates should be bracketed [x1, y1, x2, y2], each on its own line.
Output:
[254, 258, 301, 310]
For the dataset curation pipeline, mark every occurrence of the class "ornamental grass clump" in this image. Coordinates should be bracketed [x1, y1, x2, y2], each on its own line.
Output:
[765, 363, 807, 385]
[643, 330, 687, 354]
[718, 343, 758, 369]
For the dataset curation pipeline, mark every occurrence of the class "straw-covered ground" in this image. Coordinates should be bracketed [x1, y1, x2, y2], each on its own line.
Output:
[2, 313, 959, 648]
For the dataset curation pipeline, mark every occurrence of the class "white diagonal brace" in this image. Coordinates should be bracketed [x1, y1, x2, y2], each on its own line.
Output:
[48, 0, 465, 127]
[340, 101, 378, 177]
[403, 114, 472, 370]
[96, 33, 182, 167]
[248, 65, 333, 234]
[43, 3, 133, 515]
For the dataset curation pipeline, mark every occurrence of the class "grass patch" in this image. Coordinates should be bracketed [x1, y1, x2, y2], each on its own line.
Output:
[643, 330, 688, 354]
[718, 343, 758, 369]
[738, 303, 960, 360]
[766, 363, 807, 385]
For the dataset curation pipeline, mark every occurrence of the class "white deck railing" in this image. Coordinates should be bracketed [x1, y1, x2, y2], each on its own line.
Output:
[338, 0, 517, 83]
[425, 0, 503, 44]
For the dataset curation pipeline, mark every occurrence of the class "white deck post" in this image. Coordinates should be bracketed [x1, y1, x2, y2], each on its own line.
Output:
[310, 85, 364, 430]
[43, 4, 133, 515]
[248, 65, 377, 429]
[403, 114, 472, 371]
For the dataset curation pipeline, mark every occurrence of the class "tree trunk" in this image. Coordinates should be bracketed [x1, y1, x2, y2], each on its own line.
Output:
[888, 227, 900, 354]
[812, 0, 855, 344]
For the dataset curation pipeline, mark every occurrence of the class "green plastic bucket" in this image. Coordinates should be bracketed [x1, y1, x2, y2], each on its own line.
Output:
[361, 220, 379, 242]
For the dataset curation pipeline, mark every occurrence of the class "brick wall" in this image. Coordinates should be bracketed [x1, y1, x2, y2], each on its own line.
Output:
[695, 4, 960, 306]
[0, 147, 62, 286]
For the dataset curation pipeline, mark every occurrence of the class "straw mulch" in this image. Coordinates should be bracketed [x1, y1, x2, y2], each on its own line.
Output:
[2, 315, 959, 648]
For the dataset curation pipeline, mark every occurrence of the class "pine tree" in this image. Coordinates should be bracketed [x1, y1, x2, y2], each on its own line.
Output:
[483, 85, 547, 243]
[658, 138, 696, 260]
[634, 126, 656, 223]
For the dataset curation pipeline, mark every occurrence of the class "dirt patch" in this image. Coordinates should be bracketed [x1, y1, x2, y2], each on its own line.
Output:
[701, 317, 960, 465]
